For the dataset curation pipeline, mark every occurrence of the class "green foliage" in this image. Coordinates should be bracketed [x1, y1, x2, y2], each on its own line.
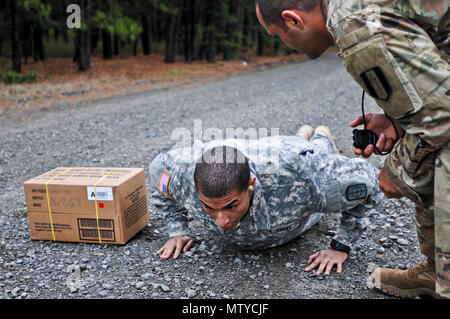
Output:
[20, 0, 52, 18]
[159, 1, 179, 15]
[3, 71, 23, 84]
[115, 17, 142, 41]
[2, 71, 41, 85]
[22, 71, 40, 83]
[92, 0, 142, 41]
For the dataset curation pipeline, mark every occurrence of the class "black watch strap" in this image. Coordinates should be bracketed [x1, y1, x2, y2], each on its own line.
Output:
[330, 239, 350, 254]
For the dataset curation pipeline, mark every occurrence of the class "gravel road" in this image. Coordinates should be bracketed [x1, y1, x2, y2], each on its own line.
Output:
[0, 54, 423, 299]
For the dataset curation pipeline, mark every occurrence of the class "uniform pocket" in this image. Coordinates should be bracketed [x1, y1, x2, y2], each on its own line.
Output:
[341, 34, 423, 119]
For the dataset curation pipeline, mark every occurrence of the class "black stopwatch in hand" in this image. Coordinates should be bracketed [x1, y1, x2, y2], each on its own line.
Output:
[351, 90, 399, 156]
[352, 129, 379, 150]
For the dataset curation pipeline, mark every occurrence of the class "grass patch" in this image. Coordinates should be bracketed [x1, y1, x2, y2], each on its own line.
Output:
[1, 70, 42, 85]
[166, 69, 191, 77]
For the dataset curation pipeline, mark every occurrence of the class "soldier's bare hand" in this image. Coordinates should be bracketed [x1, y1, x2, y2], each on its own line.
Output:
[158, 236, 194, 260]
[350, 113, 403, 157]
[378, 167, 402, 199]
[304, 249, 348, 275]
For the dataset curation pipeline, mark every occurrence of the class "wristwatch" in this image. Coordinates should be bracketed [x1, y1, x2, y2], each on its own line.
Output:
[330, 239, 350, 254]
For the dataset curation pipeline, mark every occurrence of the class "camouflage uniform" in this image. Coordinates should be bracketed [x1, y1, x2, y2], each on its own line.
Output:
[149, 134, 383, 251]
[326, 0, 450, 297]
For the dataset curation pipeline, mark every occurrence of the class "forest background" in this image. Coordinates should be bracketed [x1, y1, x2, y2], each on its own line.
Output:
[0, 0, 308, 111]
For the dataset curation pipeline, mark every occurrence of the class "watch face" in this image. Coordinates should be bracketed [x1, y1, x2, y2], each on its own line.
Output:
[331, 240, 350, 253]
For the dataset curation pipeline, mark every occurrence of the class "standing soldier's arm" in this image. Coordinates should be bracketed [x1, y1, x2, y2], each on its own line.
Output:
[330, 8, 450, 199]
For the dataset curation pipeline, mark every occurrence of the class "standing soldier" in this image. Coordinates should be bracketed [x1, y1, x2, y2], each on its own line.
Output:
[255, 0, 449, 298]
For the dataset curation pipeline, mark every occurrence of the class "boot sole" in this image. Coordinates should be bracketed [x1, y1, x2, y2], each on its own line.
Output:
[377, 282, 438, 298]
[371, 271, 438, 298]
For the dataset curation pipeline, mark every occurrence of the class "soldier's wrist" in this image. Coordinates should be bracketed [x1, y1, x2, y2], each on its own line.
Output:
[330, 239, 351, 254]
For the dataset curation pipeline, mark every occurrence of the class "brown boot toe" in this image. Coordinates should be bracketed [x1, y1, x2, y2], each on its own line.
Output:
[371, 261, 438, 298]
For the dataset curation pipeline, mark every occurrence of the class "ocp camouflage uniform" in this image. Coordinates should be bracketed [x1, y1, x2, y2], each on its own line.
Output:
[326, 0, 450, 297]
[149, 134, 383, 251]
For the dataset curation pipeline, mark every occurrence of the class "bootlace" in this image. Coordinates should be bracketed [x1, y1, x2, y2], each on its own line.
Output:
[407, 260, 434, 279]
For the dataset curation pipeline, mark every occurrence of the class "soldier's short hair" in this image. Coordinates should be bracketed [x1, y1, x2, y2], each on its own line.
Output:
[255, 0, 321, 29]
[194, 146, 250, 198]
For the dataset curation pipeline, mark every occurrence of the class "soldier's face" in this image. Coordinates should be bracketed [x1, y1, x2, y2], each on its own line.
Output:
[198, 184, 254, 231]
[256, 5, 332, 59]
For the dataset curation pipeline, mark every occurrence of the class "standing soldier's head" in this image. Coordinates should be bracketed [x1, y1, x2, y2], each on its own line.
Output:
[194, 146, 256, 231]
[255, 0, 333, 59]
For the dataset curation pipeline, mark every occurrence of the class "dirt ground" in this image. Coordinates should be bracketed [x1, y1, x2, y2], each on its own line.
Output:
[0, 52, 309, 113]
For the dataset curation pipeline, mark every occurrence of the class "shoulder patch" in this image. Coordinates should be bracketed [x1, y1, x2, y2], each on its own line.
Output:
[158, 170, 171, 196]
[360, 66, 392, 101]
[346, 184, 368, 201]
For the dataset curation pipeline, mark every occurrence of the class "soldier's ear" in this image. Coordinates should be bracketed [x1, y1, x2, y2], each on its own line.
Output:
[281, 10, 305, 29]
[249, 177, 256, 188]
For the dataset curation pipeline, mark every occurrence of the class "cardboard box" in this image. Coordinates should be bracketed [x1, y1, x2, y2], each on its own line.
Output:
[23, 167, 149, 244]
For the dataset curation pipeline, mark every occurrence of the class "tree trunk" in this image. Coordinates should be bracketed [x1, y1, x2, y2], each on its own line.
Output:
[102, 29, 113, 59]
[113, 34, 119, 56]
[224, 0, 243, 61]
[273, 39, 280, 56]
[63, 28, 69, 43]
[9, 0, 21, 73]
[54, 27, 59, 42]
[164, 0, 182, 63]
[76, 30, 91, 71]
[183, 0, 196, 63]
[73, 36, 79, 62]
[133, 39, 138, 56]
[257, 30, 264, 56]
[242, 7, 249, 49]
[21, 22, 32, 65]
[33, 23, 45, 62]
[76, 0, 90, 71]
[90, 27, 99, 54]
[204, 0, 216, 63]
[153, 5, 162, 43]
[141, 14, 151, 55]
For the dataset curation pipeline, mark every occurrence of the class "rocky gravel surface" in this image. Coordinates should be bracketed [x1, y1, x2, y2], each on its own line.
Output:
[0, 54, 424, 299]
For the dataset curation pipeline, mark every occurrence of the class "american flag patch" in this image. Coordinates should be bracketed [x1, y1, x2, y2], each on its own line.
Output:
[158, 170, 171, 196]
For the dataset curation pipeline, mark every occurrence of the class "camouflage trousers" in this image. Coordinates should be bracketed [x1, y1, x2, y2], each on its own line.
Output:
[400, 18, 450, 298]
[435, 142, 450, 298]
[387, 138, 450, 298]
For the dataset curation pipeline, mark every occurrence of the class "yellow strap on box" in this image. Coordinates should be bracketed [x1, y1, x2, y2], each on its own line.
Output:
[45, 168, 73, 241]
[93, 169, 119, 244]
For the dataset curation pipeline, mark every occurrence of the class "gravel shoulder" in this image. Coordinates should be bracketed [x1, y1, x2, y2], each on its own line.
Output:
[0, 54, 422, 299]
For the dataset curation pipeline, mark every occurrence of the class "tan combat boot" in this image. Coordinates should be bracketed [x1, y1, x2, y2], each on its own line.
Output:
[314, 125, 339, 154]
[371, 260, 438, 298]
[296, 125, 314, 141]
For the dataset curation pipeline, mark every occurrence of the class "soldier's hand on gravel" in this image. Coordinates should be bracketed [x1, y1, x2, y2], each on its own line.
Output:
[304, 249, 348, 275]
[158, 236, 194, 260]
[350, 113, 404, 158]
